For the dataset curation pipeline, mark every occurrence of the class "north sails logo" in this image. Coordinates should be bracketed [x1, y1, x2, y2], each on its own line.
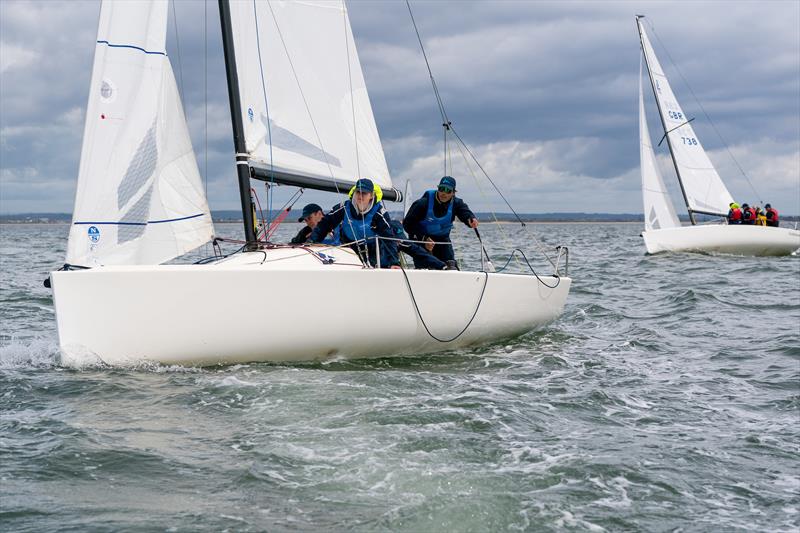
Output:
[87, 226, 100, 243]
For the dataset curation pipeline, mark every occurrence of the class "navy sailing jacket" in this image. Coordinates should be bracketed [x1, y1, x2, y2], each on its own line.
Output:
[403, 192, 476, 241]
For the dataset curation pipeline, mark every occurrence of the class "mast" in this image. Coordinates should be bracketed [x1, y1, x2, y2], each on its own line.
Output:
[218, 0, 258, 246]
[636, 16, 697, 225]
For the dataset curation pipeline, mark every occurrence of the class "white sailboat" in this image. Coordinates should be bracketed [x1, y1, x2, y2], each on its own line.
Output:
[49, 0, 571, 367]
[637, 16, 800, 256]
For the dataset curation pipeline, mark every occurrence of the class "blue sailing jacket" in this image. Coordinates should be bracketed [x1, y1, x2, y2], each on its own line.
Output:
[340, 200, 380, 243]
[419, 190, 454, 237]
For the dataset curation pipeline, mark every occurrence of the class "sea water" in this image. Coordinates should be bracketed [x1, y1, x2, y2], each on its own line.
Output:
[1, 222, 798, 531]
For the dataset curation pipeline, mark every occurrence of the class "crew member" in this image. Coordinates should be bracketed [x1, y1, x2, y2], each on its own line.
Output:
[755, 206, 767, 226]
[291, 203, 324, 244]
[403, 176, 478, 268]
[727, 202, 742, 225]
[765, 203, 779, 227]
[309, 178, 399, 268]
[741, 203, 756, 225]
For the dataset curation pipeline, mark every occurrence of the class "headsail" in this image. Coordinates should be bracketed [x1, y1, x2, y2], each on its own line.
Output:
[638, 20, 734, 217]
[229, 0, 392, 193]
[66, 0, 213, 267]
[640, 58, 681, 231]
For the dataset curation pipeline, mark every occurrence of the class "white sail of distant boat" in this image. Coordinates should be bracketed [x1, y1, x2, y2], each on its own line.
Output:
[67, 1, 213, 267]
[48, 0, 571, 367]
[639, 58, 680, 232]
[636, 16, 799, 256]
[638, 20, 734, 218]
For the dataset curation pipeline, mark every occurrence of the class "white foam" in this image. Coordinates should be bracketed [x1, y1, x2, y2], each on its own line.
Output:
[0, 337, 60, 368]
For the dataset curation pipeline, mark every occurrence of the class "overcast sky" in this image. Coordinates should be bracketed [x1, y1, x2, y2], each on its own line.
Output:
[1, 0, 798, 215]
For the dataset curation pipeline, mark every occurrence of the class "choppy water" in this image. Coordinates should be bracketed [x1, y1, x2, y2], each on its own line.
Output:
[1, 222, 798, 532]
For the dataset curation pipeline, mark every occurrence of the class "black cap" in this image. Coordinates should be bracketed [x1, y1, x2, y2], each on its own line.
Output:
[298, 203, 323, 222]
[438, 176, 456, 191]
[354, 178, 374, 193]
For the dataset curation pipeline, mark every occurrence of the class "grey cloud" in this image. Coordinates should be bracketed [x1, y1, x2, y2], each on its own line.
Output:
[1, 0, 798, 215]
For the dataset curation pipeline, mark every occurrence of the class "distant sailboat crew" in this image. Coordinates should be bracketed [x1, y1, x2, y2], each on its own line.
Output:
[765, 204, 779, 227]
[727, 203, 742, 225]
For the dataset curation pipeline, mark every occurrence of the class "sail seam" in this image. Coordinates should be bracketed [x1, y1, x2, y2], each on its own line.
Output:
[96, 40, 167, 56]
[73, 213, 205, 226]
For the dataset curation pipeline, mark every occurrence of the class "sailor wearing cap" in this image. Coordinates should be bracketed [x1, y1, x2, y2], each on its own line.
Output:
[402, 176, 478, 267]
[309, 178, 400, 268]
[290, 203, 325, 244]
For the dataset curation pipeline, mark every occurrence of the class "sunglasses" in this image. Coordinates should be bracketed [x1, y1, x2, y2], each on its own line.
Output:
[438, 186, 454, 193]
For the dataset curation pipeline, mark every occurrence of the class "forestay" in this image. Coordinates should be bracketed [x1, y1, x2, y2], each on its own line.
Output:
[229, 0, 392, 191]
[640, 59, 680, 231]
[639, 22, 733, 216]
[66, 0, 213, 266]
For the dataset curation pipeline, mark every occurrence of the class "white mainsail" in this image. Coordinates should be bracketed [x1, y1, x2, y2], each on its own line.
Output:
[229, 0, 392, 190]
[66, 0, 213, 267]
[638, 21, 734, 216]
[640, 59, 681, 231]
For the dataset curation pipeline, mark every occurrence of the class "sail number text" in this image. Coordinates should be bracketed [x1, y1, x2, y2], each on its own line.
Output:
[680, 137, 698, 145]
[668, 110, 684, 120]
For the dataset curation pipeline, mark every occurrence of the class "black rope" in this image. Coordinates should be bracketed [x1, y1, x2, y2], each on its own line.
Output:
[399, 267, 489, 343]
[494, 249, 561, 289]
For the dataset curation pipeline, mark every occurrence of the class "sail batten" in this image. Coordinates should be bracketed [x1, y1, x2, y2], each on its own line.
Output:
[66, 0, 213, 266]
[638, 20, 734, 217]
[229, 0, 392, 193]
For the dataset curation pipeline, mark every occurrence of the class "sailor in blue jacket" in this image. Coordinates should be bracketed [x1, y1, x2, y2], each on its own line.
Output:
[402, 176, 478, 265]
[309, 178, 399, 268]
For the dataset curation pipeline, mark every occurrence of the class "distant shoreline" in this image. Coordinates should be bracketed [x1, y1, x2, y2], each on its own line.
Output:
[2, 212, 798, 225]
[0, 219, 648, 225]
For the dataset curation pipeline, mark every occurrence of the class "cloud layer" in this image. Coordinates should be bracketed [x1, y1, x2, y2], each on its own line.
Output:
[1, 0, 798, 215]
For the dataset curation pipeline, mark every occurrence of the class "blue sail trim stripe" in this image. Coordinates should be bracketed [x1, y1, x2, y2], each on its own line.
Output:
[96, 40, 167, 56]
[74, 213, 205, 226]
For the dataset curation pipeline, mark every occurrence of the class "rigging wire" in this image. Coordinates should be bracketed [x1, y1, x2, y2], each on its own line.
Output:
[263, 0, 361, 246]
[405, 0, 556, 269]
[170, 0, 186, 107]
[342, 1, 361, 180]
[253, 0, 276, 227]
[646, 19, 762, 203]
[405, 0, 451, 176]
[204, 0, 208, 205]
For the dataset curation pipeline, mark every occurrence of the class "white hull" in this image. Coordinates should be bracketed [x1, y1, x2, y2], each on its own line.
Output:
[642, 225, 800, 256]
[51, 247, 571, 367]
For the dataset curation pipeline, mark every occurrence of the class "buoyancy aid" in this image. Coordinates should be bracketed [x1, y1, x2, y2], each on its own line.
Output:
[419, 190, 454, 237]
[766, 207, 779, 226]
[728, 207, 742, 223]
[340, 200, 380, 242]
[742, 207, 756, 224]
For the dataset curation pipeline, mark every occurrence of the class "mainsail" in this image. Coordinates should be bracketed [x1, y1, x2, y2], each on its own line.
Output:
[229, 0, 392, 192]
[640, 59, 681, 231]
[66, 0, 213, 266]
[638, 20, 734, 217]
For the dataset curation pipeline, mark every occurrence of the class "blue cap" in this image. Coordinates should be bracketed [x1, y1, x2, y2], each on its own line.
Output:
[298, 203, 323, 222]
[354, 178, 374, 193]
[439, 176, 456, 191]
